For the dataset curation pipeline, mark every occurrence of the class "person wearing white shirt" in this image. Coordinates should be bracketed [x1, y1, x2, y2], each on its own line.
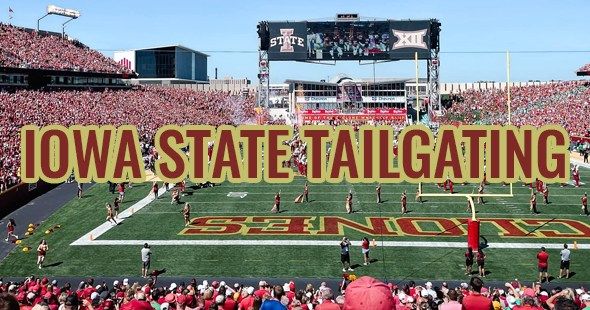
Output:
[559, 243, 571, 279]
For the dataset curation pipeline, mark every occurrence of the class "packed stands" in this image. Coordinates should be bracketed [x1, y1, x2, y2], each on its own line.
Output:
[0, 23, 130, 74]
[0, 275, 588, 310]
[577, 63, 590, 76]
[0, 88, 256, 191]
[441, 81, 590, 136]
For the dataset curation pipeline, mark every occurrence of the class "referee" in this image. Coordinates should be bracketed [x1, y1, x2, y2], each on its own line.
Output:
[340, 237, 353, 272]
[559, 244, 571, 279]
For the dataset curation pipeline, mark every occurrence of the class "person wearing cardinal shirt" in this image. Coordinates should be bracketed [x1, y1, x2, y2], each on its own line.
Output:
[315, 289, 340, 310]
[238, 286, 255, 310]
[537, 247, 550, 283]
[461, 277, 492, 310]
[573, 166, 581, 187]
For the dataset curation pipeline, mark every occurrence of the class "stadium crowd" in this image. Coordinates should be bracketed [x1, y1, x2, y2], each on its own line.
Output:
[0, 24, 130, 74]
[577, 64, 590, 75]
[0, 88, 256, 192]
[0, 275, 588, 310]
[441, 81, 590, 137]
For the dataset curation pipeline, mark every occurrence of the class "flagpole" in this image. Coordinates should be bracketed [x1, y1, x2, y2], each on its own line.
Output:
[415, 52, 419, 124]
[507, 50, 513, 196]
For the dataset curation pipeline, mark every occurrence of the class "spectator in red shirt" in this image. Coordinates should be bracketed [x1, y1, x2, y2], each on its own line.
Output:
[238, 286, 255, 310]
[254, 281, 270, 300]
[462, 277, 493, 310]
[537, 247, 550, 283]
[315, 288, 340, 310]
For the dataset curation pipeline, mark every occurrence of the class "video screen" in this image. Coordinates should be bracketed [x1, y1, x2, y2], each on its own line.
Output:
[306, 21, 391, 60]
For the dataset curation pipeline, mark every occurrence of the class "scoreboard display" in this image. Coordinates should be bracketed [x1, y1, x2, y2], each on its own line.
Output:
[264, 19, 439, 61]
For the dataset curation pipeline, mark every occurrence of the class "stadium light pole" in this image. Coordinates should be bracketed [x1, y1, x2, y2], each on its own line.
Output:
[62, 17, 77, 38]
[37, 13, 49, 31]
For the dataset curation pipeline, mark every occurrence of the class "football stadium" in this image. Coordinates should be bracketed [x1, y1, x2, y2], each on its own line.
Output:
[1, 1, 590, 310]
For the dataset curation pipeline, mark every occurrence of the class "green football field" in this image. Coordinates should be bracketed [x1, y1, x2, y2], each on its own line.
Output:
[1, 166, 589, 282]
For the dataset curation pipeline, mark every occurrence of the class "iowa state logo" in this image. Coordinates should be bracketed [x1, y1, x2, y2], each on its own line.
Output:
[270, 29, 305, 52]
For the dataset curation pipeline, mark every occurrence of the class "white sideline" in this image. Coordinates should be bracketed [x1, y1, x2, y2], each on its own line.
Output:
[71, 238, 590, 249]
[70, 186, 167, 246]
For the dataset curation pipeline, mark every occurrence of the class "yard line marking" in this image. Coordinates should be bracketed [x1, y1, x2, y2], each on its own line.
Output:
[186, 191, 587, 197]
[126, 210, 590, 218]
[70, 239, 590, 249]
[70, 186, 168, 246]
[149, 201, 585, 207]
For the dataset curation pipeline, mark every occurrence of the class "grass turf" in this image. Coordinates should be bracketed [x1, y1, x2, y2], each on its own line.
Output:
[0, 169, 589, 282]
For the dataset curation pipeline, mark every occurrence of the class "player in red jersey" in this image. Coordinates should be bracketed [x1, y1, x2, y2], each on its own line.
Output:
[271, 191, 281, 213]
[5, 219, 17, 242]
[182, 203, 191, 226]
[582, 193, 588, 216]
[537, 247, 549, 283]
[37, 239, 48, 269]
[401, 191, 407, 214]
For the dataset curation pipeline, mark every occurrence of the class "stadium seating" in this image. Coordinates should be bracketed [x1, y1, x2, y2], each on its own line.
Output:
[0, 275, 588, 310]
[0, 23, 130, 74]
[577, 63, 590, 75]
[0, 88, 256, 192]
[440, 81, 590, 136]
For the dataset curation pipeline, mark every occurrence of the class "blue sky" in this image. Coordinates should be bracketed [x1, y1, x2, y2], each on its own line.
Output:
[4, 0, 590, 83]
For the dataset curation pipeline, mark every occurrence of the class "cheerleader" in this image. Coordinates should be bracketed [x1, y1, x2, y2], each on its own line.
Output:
[477, 183, 485, 204]
[113, 197, 121, 219]
[582, 193, 588, 216]
[415, 187, 423, 203]
[182, 203, 191, 226]
[37, 240, 48, 269]
[5, 219, 17, 242]
[573, 166, 580, 187]
[346, 190, 353, 214]
[530, 192, 539, 214]
[375, 183, 382, 203]
[117, 183, 125, 202]
[271, 191, 281, 213]
[77, 182, 83, 199]
[401, 191, 407, 214]
[106, 203, 117, 225]
[151, 182, 159, 200]
[542, 185, 549, 204]
[171, 189, 181, 204]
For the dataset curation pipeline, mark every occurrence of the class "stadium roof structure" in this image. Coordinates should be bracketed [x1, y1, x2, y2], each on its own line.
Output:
[285, 76, 426, 85]
[128, 44, 209, 58]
